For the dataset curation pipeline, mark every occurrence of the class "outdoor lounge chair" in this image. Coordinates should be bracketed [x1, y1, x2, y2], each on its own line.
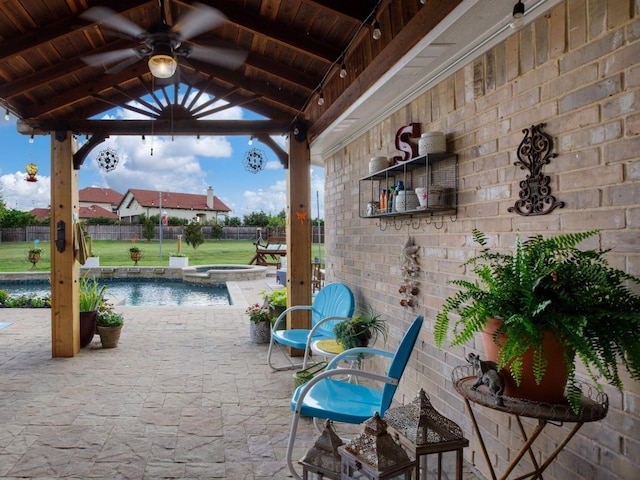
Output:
[285, 315, 424, 479]
[266, 282, 355, 371]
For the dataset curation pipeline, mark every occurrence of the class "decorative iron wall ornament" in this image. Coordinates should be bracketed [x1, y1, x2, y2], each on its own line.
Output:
[243, 147, 267, 173]
[508, 123, 564, 216]
[96, 147, 119, 172]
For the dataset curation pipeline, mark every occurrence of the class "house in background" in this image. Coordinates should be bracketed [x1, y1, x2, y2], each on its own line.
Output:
[78, 187, 123, 215]
[29, 205, 118, 222]
[118, 186, 230, 224]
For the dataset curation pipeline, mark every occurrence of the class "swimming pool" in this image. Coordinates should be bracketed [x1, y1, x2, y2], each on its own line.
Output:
[0, 279, 230, 307]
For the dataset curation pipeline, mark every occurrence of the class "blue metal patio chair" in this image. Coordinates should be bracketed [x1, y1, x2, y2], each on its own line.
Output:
[266, 282, 355, 371]
[285, 315, 424, 479]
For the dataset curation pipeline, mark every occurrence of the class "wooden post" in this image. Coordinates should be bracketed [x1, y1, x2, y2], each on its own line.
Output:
[286, 127, 312, 355]
[50, 132, 80, 357]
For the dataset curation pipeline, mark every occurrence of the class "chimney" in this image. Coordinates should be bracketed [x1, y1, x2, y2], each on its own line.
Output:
[207, 186, 214, 209]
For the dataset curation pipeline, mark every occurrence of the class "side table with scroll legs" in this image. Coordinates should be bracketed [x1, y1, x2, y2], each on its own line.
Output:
[452, 365, 609, 480]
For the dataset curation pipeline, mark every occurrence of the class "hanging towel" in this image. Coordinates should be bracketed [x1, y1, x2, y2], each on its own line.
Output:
[74, 223, 89, 265]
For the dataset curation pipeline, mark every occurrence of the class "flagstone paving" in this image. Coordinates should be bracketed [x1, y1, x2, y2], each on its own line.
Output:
[0, 277, 482, 479]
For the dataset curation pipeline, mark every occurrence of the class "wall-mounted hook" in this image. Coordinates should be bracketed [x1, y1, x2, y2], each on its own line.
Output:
[450, 214, 458, 222]
[411, 218, 421, 230]
[394, 219, 404, 230]
[434, 217, 444, 229]
[378, 219, 388, 231]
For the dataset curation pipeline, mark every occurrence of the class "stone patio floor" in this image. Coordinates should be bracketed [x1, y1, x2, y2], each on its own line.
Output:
[0, 275, 483, 479]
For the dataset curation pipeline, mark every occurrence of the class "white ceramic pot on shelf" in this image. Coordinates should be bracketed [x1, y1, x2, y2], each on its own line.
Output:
[368, 156, 389, 174]
[395, 190, 419, 212]
[418, 132, 446, 155]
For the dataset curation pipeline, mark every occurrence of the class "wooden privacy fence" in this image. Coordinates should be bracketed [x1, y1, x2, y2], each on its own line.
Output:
[1, 225, 324, 243]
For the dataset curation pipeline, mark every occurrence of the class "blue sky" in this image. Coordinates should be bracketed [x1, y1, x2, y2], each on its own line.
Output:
[0, 86, 325, 220]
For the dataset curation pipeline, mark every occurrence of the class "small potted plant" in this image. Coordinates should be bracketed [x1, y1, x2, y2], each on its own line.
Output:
[434, 229, 640, 412]
[96, 303, 124, 348]
[264, 288, 287, 319]
[28, 240, 43, 269]
[129, 237, 143, 265]
[246, 303, 272, 344]
[79, 274, 107, 348]
[333, 305, 387, 350]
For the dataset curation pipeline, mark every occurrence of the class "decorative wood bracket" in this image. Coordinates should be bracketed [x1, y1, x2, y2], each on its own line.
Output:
[508, 123, 564, 216]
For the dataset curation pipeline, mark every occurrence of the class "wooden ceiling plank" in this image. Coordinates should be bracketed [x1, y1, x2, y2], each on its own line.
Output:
[192, 94, 260, 119]
[0, 0, 151, 62]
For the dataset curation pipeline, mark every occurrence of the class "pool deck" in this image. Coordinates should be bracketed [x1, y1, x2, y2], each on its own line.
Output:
[0, 272, 482, 479]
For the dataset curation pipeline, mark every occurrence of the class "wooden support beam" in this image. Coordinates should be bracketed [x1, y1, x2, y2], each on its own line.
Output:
[286, 128, 312, 356]
[50, 132, 80, 357]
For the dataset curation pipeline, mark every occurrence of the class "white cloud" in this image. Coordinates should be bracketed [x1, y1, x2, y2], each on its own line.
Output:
[0, 171, 51, 210]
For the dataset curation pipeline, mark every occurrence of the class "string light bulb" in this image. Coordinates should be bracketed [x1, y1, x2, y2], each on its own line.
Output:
[142, 134, 146, 144]
[317, 91, 325, 106]
[4, 109, 9, 121]
[248, 136, 254, 145]
[196, 133, 201, 144]
[372, 20, 381, 40]
[513, 0, 525, 18]
[29, 134, 34, 144]
[339, 62, 347, 79]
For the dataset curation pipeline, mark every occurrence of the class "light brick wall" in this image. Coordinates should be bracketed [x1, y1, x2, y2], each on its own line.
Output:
[323, 1, 639, 479]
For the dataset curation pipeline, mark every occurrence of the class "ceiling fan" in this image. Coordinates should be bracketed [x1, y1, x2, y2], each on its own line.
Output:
[80, 1, 247, 79]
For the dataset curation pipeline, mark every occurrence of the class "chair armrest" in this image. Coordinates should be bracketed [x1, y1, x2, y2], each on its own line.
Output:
[304, 316, 351, 350]
[272, 305, 312, 330]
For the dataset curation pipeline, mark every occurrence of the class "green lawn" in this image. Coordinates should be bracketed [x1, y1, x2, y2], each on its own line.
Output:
[0, 240, 324, 272]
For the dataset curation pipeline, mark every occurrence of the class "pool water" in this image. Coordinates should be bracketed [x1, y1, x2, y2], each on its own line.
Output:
[0, 280, 230, 307]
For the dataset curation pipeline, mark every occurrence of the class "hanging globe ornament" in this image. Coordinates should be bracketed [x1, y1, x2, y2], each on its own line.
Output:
[96, 147, 120, 172]
[25, 162, 38, 182]
[243, 147, 267, 174]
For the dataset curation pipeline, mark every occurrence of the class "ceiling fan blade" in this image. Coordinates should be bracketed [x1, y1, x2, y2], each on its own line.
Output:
[81, 6, 147, 39]
[82, 48, 140, 67]
[187, 45, 247, 70]
[105, 56, 143, 74]
[173, 3, 227, 41]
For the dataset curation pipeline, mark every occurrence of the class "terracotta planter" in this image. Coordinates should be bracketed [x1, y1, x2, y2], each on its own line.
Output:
[130, 251, 143, 265]
[250, 321, 271, 344]
[79, 311, 97, 348]
[481, 317, 569, 403]
[28, 252, 40, 269]
[97, 325, 122, 348]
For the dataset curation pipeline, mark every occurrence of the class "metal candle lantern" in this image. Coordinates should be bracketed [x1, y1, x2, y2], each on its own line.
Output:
[299, 419, 343, 480]
[338, 413, 414, 479]
[384, 389, 469, 480]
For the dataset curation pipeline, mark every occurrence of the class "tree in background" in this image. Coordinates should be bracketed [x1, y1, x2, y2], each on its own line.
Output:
[184, 220, 204, 249]
[243, 210, 269, 227]
[142, 218, 155, 241]
[225, 216, 242, 226]
[210, 223, 223, 240]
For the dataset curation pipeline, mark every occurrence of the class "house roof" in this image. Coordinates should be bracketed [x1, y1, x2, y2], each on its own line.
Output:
[79, 205, 119, 219]
[30, 205, 119, 220]
[123, 188, 231, 212]
[79, 187, 124, 206]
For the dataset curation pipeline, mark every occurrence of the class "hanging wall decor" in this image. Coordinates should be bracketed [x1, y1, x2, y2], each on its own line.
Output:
[96, 147, 119, 172]
[508, 123, 564, 216]
[243, 147, 267, 173]
[399, 236, 420, 308]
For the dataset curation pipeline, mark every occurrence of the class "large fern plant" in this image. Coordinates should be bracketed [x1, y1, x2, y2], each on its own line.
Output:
[435, 229, 640, 412]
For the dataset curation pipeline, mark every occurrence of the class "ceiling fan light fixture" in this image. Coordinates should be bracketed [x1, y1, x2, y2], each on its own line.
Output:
[148, 53, 178, 78]
[513, 1, 525, 18]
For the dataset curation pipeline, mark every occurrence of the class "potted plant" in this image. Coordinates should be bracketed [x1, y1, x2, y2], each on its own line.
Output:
[129, 237, 143, 265]
[264, 288, 287, 320]
[246, 303, 272, 344]
[96, 304, 124, 348]
[333, 305, 388, 350]
[79, 274, 106, 348]
[28, 241, 42, 269]
[434, 229, 640, 412]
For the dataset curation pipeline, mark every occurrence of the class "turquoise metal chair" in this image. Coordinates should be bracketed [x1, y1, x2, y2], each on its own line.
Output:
[266, 282, 355, 371]
[286, 315, 424, 479]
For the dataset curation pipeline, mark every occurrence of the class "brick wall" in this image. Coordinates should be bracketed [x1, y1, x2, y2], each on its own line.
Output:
[323, 1, 639, 479]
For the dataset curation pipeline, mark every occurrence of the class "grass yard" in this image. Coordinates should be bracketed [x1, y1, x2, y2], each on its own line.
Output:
[0, 239, 324, 272]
